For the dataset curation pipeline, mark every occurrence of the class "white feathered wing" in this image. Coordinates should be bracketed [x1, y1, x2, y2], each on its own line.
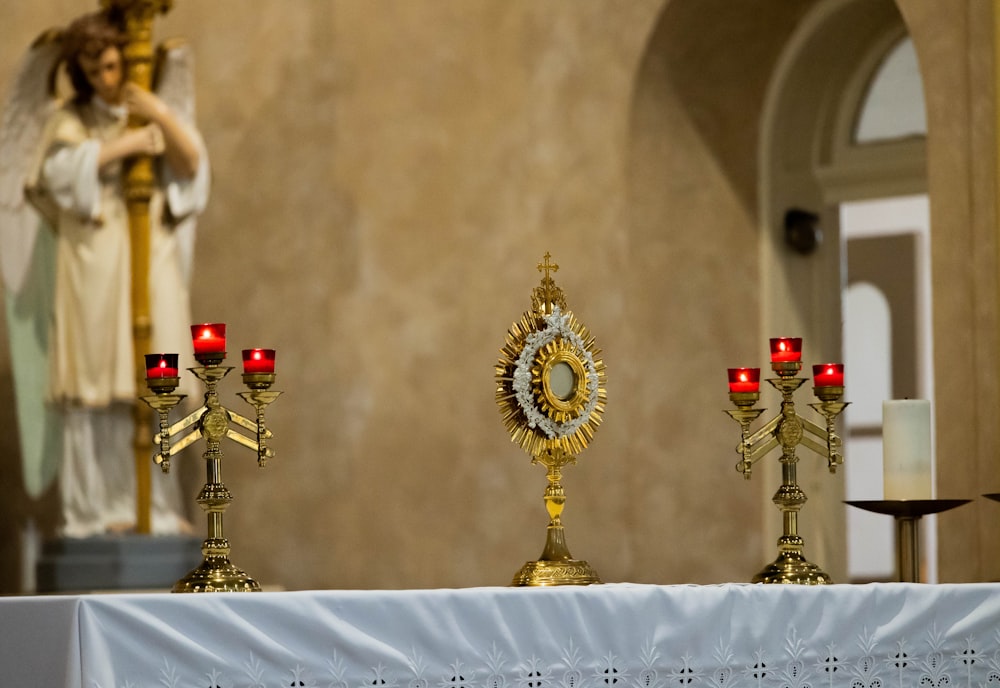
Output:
[0, 29, 65, 499]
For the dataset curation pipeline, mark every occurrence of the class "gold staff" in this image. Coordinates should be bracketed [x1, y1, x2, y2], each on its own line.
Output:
[101, 0, 173, 534]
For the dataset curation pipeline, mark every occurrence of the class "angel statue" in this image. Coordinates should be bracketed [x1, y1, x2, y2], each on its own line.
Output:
[0, 8, 210, 538]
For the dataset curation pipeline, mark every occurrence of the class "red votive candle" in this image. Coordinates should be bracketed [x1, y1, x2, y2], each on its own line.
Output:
[191, 323, 226, 355]
[769, 337, 802, 363]
[145, 353, 179, 379]
[813, 363, 844, 387]
[242, 348, 276, 374]
[727, 367, 760, 394]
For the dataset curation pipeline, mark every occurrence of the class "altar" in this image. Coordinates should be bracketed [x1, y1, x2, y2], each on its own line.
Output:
[3, 582, 1000, 687]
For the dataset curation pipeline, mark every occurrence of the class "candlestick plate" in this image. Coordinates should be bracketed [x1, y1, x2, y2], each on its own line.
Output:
[845, 499, 971, 518]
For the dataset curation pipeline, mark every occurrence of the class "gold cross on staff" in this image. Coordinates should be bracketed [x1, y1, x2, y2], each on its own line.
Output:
[537, 252, 559, 280]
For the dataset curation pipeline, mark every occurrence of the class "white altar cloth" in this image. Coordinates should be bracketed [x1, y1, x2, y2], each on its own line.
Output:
[3, 582, 1000, 687]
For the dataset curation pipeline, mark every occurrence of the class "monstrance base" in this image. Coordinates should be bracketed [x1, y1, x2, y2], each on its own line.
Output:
[752, 551, 832, 585]
[511, 559, 602, 587]
[172, 555, 262, 593]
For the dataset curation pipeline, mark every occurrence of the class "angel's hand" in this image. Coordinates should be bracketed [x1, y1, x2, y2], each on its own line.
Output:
[98, 122, 164, 168]
[122, 124, 164, 157]
[123, 83, 170, 123]
[138, 123, 166, 156]
[125, 123, 165, 156]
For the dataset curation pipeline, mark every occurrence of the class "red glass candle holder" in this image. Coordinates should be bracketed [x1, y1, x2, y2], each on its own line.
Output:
[145, 352, 180, 393]
[191, 323, 226, 364]
[145, 353, 179, 379]
[769, 337, 802, 363]
[812, 363, 844, 388]
[242, 348, 276, 374]
[727, 367, 761, 394]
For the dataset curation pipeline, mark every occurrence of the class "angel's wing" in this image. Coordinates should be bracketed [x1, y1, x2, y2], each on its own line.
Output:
[0, 29, 65, 499]
[154, 38, 197, 126]
[154, 38, 209, 285]
[0, 28, 62, 295]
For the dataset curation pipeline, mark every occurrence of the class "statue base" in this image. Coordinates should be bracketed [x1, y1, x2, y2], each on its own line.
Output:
[36, 534, 202, 593]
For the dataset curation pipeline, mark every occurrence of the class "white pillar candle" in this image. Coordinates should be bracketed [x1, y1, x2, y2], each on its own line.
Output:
[882, 399, 933, 500]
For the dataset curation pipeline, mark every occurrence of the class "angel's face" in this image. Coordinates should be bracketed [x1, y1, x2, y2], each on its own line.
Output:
[78, 46, 124, 105]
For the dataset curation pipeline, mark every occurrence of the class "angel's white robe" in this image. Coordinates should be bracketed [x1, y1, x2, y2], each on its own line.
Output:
[27, 96, 209, 537]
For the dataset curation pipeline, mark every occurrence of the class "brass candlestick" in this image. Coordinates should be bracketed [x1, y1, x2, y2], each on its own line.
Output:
[725, 348, 848, 584]
[845, 499, 970, 582]
[496, 254, 606, 586]
[141, 345, 281, 592]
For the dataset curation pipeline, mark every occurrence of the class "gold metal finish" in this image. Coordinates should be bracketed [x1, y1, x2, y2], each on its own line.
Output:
[509, 447, 601, 586]
[725, 357, 848, 584]
[141, 354, 281, 592]
[496, 254, 606, 586]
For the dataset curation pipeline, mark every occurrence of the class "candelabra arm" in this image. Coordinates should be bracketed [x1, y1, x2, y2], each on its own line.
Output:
[156, 405, 206, 442]
[225, 427, 263, 453]
[167, 427, 203, 456]
[225, 408, 274, 439]
[153, 406, 206, 454]
[152, 406, 206, 462]
[798, 435, 829, 458]
[747, 436, 780, 465]
[800, 416, 827, 443]
[746, 415, 780, 447]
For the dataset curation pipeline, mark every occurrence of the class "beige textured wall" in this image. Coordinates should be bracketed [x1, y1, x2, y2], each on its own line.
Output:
[0, 0, 996, 592]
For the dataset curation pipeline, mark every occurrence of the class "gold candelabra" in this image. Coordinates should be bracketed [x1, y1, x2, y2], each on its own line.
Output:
[496, 254, 606, 586]
[141, 324, 280, 592]
[725, 339, 848, 584]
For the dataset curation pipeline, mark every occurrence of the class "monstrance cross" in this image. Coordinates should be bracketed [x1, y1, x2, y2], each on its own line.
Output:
[537, 252, 559, 280]
[535, 252, 562, 314]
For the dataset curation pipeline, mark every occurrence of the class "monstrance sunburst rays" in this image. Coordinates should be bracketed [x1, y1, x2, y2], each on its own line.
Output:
[495, 308, 606, 458]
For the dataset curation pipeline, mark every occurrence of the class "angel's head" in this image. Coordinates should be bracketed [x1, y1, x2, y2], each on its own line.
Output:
[61, 11, 127, 105]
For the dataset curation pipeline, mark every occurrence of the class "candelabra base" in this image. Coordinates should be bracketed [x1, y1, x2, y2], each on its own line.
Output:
[752, 550, 832, 585]
[172, 555, 261, 593]
[511, 559, 601, 587]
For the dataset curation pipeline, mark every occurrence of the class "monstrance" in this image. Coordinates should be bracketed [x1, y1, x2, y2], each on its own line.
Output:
[495, 253, 607, 586]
